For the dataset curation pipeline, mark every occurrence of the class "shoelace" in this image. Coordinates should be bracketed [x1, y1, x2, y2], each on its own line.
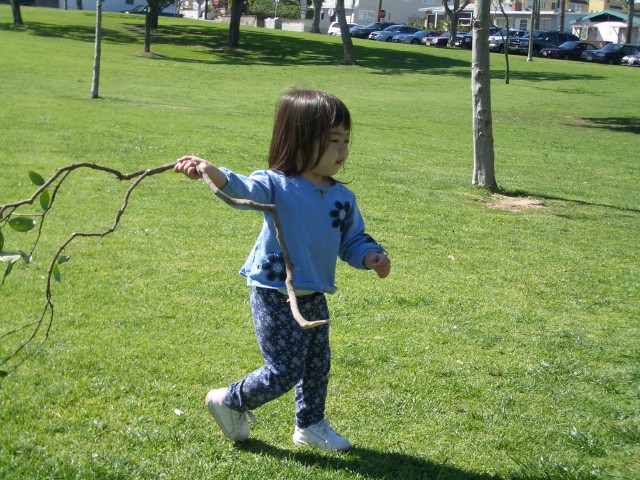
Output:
[241, 410, 257, 424]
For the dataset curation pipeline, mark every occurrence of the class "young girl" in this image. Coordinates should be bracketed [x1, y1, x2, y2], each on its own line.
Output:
[174, 89, 390, 452]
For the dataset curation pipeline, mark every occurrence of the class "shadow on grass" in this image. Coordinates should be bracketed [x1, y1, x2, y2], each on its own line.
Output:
[2, 19, 608, 80]
[0, 19, 139, 44]
[570, 116, 640, 135]
[498, 189, 640, 214]
[237, 439, 522, 480]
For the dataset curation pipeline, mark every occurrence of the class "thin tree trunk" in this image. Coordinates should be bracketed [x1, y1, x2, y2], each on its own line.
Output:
[144, 13, 152, 53]
[228, 0, 243, 47]
[497, 1, 510, 84]
[626, 1, 635, 45]
[311, 0, 322, 33]
[91, 0, 102, 99]
[471, 0, 497, 190]
[527, 0, 536, 61]
[10, 0, 24, 26]
[336, 0, 357, 65]
[558, 0, 565, 32]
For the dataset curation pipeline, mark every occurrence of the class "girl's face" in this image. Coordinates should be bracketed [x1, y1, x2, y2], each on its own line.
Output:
[301, 124, 350, 186]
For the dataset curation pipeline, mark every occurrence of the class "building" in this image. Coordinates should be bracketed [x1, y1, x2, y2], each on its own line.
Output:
[571, 9, 640, 43]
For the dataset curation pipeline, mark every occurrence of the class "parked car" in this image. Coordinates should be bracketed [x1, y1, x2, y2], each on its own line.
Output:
[540, 41, 597, 60]
[121, 5, 183, 17]
[369, 25, 417, 42]
[455, 27, 500, 49]
[425, 31, 466, 47]
[508, 30, 579, 56]
[392, 30, 439, 45]
[349, 22, 395, 39]
[420, 31, 443, 45]
[121, 5, 147, 14]
[327, 22, 360, 36]
[582, 43, 640, 64]
[621, 53, 640, 66]
[488, 29, 527, 53]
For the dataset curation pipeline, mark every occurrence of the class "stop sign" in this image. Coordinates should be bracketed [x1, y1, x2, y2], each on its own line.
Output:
[379, 9, 386, 19]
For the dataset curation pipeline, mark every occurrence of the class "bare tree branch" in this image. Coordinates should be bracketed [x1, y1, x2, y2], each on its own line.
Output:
[1, 162, 326, 374]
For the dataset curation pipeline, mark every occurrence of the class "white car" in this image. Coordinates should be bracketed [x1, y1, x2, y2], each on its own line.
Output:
[327, 22, 360, 36]
[621, 53, 640, 66]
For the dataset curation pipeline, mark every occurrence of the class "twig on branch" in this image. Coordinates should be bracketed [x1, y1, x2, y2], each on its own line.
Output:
[0, 161, 325, 374]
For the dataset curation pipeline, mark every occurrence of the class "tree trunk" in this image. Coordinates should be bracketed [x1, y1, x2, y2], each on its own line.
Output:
[497, 0, 510, 84]
[449, 14, 458, 47]
[336, 0, 357, 65]
[10, 0, 24, 26]
[626, 1, 635, 45]
[311, 0, 322, 33]
[471, 0, 497, 190]
[527, 0, 536, 61]
[76, 0, 83, 10]
[91, 0, 102, 99]
[228, 0, 243, 47]
[144, 13, 152, 53]
[443, 0, 470, 47]
[558, 0, 566, 32]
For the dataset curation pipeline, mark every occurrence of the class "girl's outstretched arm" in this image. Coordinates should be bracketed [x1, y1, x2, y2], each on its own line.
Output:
[364, 251, 391, 279]
[174, 155, 228, 189]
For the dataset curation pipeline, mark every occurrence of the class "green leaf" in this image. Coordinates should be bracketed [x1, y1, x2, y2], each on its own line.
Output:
[53, 264, 61, 282]
[0, 252, 22, 264]
[57, 255, 71, 265]
[8, 217, 36, 232]
[1, 261, 15, 288]
[39, 190, 50, 211]
[0, 229, 4, 251]
[28, 170, 45, 186]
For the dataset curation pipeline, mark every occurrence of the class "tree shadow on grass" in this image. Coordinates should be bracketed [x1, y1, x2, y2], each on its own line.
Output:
[498, 189, 640, 215]
[0, 19, 139, 45]
[3, 19, 609, 80]
[569, 116, 640, 135]
[236, 439, 531, 480]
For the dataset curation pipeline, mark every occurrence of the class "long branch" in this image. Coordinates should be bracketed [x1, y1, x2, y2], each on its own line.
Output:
[1, 161, 325, 373]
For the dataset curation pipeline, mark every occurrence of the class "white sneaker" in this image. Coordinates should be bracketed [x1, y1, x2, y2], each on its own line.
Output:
[205, 388, 256, 442]
[293, 419, 352, 452]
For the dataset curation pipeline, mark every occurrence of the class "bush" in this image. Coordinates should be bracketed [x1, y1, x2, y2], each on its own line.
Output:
[250, 0, 300, 19]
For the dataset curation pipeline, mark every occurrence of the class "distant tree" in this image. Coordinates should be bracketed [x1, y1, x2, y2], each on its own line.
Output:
[311, 0, 324, 33]
[141, 0, 172, 53]
[228, 0, 245, 47]
[558, 0, 566, 32]
[9, 0, 24, 26]
[250, 0, 299, 19]
[625, 0, 635, 45]
[443, 0, 470, 47]
[91, 0, 102, 99]
[492, 0, 511, 84]
[336, 0, 356, 64]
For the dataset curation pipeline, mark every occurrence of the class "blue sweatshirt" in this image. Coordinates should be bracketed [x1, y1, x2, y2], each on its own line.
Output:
[219, 168, 384, 294]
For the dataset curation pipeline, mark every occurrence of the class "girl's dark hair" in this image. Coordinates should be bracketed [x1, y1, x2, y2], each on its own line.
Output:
[268, 90, 351, 176]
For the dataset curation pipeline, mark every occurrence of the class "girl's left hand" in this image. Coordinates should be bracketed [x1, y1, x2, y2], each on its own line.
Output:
[365, 252, 391, 279]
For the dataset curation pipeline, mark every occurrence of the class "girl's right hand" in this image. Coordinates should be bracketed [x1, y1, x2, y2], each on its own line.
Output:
[174, 155, 209, 180]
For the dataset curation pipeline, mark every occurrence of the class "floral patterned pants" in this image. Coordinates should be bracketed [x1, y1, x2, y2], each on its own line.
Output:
[224, 287, 331, 428]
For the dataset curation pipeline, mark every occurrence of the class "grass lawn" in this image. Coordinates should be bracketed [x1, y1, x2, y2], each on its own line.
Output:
[1, 6, 638, 479]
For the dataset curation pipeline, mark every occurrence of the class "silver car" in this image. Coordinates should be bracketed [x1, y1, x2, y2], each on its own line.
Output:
[369, 25, 418, 42]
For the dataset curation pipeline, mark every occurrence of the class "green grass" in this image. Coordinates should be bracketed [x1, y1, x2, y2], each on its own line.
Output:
[1, 6, 639, 479]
